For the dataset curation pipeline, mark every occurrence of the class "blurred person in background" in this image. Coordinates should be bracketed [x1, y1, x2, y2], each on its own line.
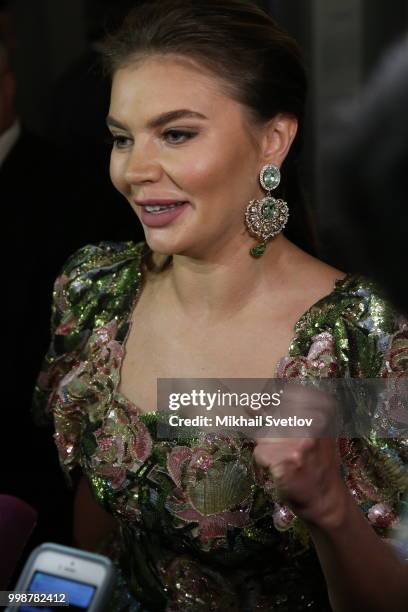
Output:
[321, 33, 408, 564]
[320, 34, 408, 314]
[1, 24, 76, 561]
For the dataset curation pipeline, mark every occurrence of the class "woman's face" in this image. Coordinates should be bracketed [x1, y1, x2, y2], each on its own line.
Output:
[108, 55, 269, 257]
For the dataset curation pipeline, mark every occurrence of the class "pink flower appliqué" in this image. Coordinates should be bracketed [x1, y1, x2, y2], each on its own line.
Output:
[277, 331, 338, 378]
[52, 319, 153, 485]
[165, 438, 253, 548]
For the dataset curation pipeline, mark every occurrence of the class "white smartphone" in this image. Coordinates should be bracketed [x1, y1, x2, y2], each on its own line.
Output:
[6, 543, 115, 611]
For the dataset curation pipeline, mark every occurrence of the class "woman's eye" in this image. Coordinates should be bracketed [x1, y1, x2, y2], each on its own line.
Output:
[108, 134, 133, 149]
[163, 129, 197, 144]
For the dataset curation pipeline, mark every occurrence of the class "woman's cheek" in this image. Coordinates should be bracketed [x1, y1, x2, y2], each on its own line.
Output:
[109, 154, 128, 198]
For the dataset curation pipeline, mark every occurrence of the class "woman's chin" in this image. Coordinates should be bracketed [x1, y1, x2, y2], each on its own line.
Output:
[144, 231, 189, 257]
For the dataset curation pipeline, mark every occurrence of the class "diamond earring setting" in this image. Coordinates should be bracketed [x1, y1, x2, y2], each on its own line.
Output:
[245, 164, 289, 258]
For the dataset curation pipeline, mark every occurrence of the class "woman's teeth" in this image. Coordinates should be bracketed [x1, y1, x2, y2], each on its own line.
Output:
[145, 202, 185, 213]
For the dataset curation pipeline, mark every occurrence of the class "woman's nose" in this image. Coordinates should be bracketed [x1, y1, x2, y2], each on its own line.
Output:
[124, 145, 162, 185]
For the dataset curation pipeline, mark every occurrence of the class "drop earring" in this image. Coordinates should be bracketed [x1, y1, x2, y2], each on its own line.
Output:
[244, 164, 289, 258]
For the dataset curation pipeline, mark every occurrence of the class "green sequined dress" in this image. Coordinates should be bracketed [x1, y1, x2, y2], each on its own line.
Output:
[33, 241, 408, 612]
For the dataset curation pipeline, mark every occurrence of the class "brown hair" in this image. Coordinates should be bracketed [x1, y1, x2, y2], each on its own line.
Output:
[103, 0, 316, 261]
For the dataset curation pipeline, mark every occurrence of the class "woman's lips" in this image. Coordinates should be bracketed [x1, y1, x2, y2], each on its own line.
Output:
[138, 201, 190, 227]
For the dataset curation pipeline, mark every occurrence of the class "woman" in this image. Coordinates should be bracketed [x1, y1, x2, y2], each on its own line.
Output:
[33, 1, 408, 610]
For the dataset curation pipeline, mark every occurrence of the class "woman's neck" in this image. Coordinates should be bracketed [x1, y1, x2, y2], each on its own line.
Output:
[150, 234, 299, 321]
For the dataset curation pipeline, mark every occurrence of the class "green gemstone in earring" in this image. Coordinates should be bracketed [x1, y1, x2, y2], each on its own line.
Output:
[261, 165, 280, 191]
[262, 200, 276, 220]
[250, 243, 266, 258]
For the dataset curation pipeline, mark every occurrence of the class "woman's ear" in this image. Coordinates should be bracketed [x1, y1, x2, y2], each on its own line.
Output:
[261, 113, 298, 167]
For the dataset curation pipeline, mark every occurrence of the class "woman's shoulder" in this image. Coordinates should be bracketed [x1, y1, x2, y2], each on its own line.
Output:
[51, 240, 147, 350]
[317, 272, 399, 333]
[297, 271, 398, 329]
[32, 240, 147, 427]
[283, 244, 400, 347]
[59, 240, 146, 277]
[287, 268, 406, 377]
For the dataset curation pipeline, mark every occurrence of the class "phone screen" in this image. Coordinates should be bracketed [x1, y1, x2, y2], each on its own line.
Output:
[19, 571, 96, 611]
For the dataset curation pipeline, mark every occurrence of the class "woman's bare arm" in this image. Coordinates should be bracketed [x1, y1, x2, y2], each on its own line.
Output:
[73, 475, 117, 552]
[309, 482, 408, 612]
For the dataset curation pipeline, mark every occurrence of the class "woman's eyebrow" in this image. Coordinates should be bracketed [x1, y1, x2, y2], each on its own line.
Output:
[106, 109, 208, 131]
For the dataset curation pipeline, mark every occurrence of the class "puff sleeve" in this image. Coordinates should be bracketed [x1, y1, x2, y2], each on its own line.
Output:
[32, 241, 145, 475]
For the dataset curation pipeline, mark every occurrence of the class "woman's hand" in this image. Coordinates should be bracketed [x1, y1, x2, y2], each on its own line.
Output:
[253, 435, 349, 528]
[252, 385, 350, 528]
